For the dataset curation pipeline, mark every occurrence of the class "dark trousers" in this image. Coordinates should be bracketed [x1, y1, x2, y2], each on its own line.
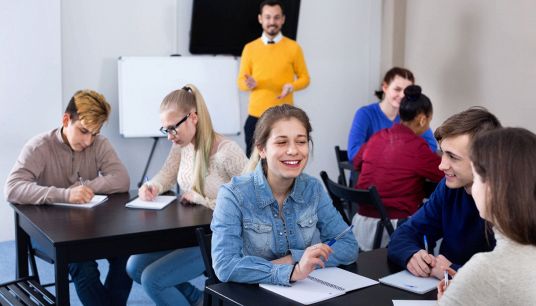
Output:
[244, 115, 258, 158]
[68, 257, 133, 306]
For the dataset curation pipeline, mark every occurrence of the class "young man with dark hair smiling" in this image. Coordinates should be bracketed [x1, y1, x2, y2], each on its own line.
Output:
[388, 107, 501, 279]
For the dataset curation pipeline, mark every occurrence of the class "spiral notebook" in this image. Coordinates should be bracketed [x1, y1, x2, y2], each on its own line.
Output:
[259, 267, 378, 305]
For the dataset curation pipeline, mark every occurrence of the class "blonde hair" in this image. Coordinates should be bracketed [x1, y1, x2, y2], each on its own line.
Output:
[65, 89, 111, 132]
[160, 84, 216, 196]
[244, 104, 312, 173]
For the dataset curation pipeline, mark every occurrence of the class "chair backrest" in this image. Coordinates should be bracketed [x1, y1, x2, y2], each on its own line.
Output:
[334, 146, 358, 187]
[195, 227, 219, 286]
[320, 171, 394, 249]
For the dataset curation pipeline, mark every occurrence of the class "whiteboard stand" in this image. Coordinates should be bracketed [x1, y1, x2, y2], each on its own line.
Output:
[138, 137, 160, 187]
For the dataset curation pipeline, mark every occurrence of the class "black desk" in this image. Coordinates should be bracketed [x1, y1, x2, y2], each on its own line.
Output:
[206, 248, 436, 306]
[11, 191, 213, 305]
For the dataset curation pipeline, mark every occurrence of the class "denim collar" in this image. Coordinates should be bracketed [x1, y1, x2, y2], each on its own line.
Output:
[253, 162, 306, 208]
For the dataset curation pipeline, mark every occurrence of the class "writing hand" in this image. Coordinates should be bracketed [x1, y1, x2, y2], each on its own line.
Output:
[244, 74, 257, 90]
[437, 267, 456, 300]
[277, 84, 293, 99]
[407, 249, 436, 277]
[68, 185, 94, 204]
[290, 243, 333, 281]
[430, 254, 453, 279]
[139, 184, 158, 201]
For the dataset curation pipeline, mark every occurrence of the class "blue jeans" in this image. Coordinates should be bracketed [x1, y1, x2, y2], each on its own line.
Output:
[126, 247, 204, 306]
[68, 257, 132, 306]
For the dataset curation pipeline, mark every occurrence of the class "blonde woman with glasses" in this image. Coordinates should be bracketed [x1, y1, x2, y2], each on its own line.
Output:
[127, 85, 247, 306]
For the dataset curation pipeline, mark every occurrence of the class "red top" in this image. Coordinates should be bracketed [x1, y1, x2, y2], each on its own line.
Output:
[353, 123, 443, 219]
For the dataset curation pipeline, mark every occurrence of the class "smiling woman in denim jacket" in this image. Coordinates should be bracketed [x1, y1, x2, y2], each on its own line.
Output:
[211, 104, 358, 285]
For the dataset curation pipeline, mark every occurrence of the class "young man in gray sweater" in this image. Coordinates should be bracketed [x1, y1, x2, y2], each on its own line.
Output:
[5, 89, 132, 306]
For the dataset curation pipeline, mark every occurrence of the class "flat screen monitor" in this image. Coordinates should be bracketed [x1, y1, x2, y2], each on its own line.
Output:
[189, 0, 301, 56]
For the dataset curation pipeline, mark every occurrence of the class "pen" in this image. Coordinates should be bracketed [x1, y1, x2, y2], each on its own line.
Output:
[423, 234, 429, 253]
[326, 225, 354, 246]
[444, 270, 449, 286]
[78, 172, 85, 186]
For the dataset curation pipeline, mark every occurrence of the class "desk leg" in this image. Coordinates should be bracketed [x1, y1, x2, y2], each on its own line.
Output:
[14, 213, 29, 278]
[55, 250, 70, 305]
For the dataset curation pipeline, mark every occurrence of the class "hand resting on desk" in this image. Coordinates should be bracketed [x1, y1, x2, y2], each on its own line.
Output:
[407, 250, 453, 279]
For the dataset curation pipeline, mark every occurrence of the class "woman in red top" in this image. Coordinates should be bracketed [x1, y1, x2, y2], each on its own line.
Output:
[352, 85, 444, 251]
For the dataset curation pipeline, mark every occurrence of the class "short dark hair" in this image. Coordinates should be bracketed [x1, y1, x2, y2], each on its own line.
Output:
[374, 67, 415, 100]
[471, 127, 536, 246]
[259, 0, 284, 15]
[399, 85, 433, 121]
[434, 106, 501, 143]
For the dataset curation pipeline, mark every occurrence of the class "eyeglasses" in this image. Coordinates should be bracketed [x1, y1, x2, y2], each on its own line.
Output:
[160, 113, 191, 136]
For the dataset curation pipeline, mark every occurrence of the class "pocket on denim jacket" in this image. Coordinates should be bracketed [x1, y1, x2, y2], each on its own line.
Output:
[243, 220, 272, 256]
[297, 213, 318, 246]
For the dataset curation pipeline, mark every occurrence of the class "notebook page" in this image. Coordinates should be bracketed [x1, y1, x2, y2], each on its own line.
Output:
[125, 195, 176, 210]
[379, 270, 439, 294]
[51, 195, 108, 208]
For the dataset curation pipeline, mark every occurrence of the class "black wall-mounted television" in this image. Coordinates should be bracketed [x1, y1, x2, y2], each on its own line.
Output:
[189, 0, 301, 56]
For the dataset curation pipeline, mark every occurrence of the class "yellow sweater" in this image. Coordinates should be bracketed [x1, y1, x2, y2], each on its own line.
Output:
[237, 37, 310, 117]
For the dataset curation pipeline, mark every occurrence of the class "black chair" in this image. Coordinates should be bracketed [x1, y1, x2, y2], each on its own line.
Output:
[334, 146, 358, 188]
[0, 242, 55, 306]
[320, 171, 394, 249]
[195, 227, 222, 306]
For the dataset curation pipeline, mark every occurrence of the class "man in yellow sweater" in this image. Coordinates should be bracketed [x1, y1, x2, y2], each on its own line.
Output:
[238, 0, 310, 156]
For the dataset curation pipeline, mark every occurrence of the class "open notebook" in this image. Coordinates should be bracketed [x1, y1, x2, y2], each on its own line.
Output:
[51, 195, 108, 208]
[125, 195, 176, 210]
[379, 270, 439, 294]
[260, 267, 378, 305]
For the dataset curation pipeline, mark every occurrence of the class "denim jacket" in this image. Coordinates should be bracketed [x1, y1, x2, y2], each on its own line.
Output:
[211, 163, 358, 285]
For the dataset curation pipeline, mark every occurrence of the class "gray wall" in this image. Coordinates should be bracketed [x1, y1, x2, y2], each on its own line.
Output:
[0, 0, 62, 242]
[0, 0, 380, 241]
[390, 0, 536, 131]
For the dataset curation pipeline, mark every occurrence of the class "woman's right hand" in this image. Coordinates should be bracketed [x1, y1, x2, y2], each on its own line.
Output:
[290, 243, 333, 282]
[437, 267, 456, 300]
[138, 184, 158, 201]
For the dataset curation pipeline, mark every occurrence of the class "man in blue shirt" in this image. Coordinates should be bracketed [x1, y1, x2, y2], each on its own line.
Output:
[388, 107, 501, 279]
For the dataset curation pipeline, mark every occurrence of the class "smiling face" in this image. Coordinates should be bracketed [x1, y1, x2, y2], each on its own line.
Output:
[61, 114, 100, 152]
[382, 76, 413, 109]
[160, 108, 198, 147]
[258, 4, 285, 39]
[438, 134, 474, 191]
[258, 117, 309, 187]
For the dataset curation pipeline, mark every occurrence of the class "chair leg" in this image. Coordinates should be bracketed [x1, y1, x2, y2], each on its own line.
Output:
[28, 244, 40, 284]
[373, 222, 384, 249]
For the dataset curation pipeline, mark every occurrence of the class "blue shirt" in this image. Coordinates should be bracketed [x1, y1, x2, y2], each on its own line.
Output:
[347, 102, 438, 160]
[387, 178, 495, 271]
[211, 163, 358, 285]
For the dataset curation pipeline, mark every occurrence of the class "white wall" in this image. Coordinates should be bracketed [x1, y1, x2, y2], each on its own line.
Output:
[0, 0, 379, 241]
[61, 0, 380, 190]
[0, 0, 62, 241]
[402, 0, 536, 131]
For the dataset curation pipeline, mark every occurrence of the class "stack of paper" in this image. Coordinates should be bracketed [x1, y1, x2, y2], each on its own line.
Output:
[379, 270, 439, 294]
[51, 195, 108, 208]
[260, 267, 379, 305]
[125, 195, 176, 210]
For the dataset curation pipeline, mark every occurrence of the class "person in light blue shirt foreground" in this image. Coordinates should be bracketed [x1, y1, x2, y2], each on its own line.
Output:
[211, 104, 358, 285]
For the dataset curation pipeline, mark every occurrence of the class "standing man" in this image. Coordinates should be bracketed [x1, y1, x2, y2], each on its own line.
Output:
[5, 89, 132, 306]
[238, 0, 310, 156]
[387, 107, 501, 279]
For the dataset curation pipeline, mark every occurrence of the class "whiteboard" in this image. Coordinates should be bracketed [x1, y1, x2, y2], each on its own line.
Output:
[118, 56, 241, 137]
